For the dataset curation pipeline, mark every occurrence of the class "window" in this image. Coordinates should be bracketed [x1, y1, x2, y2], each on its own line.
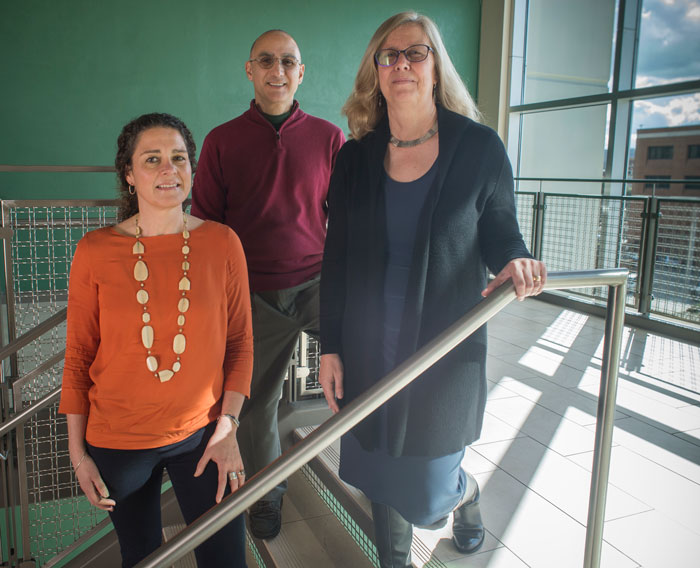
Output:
[508, 0, 700, 194]
[635, 0, 700, 88]
[644, 175, 670, 189]
[647, 146, 674, 160]
[685, 176, 700, 190]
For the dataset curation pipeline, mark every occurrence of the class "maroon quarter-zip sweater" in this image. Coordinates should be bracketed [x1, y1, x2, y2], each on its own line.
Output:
[192, 100, 345, 292]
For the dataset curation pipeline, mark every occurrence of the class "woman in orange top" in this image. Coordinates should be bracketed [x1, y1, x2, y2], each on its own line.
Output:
[59, 113, 253, 568]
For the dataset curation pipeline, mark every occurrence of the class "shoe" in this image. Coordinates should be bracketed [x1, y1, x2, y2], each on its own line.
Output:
[249, 497, 283, 539]
[452, 473, 485, 554]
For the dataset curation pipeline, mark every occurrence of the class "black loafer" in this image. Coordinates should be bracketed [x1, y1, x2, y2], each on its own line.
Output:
[249, 497, 283, 539]
[452, 475, 485, 554]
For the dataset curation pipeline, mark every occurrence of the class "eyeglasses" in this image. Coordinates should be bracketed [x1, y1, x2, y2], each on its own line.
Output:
[248, 55, 301, 69]
[375, 44, 434, 67]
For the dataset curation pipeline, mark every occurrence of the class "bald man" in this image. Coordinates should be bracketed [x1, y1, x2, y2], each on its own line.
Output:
[192, 30, 344, 539]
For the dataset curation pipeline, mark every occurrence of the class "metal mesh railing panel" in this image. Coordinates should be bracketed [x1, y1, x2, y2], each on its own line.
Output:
[20, 402, 109, 565]
[617, 199, 646, 308]
[651, 200, 700, 324]
[301, 333, 322, 396]
[538, 195, 645, 307]
[4, 202, 118, 565]
[540, 195, 605, 299]
[7, 204, 118, 376]
[515, 192, 536, 252]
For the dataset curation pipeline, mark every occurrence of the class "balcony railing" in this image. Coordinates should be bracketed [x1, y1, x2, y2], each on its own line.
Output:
[514, 177, 700, 329]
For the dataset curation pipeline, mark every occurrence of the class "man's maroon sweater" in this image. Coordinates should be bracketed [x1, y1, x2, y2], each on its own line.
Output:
[192, 100, 345, 292]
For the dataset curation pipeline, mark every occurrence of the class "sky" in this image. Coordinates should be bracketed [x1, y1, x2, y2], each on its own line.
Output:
[635, 0, 700, 88]
[630, 0, 700, 142]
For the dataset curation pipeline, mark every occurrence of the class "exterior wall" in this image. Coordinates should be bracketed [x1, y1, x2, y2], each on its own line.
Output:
[632, 126, 700, 196]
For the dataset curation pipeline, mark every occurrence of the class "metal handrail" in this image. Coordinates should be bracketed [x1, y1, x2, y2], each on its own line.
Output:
[0, 387, 61, 440]
[514, 176, 698, 184]
[0, 308, 67, 362]
[135, 268, 628, 568]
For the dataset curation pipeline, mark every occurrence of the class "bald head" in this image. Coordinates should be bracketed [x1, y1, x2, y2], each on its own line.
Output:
[250, 29, 300, 60]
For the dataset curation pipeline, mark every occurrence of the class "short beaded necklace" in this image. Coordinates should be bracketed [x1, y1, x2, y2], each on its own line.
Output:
[132, 213, 190, 382]
[389, 120, 438, 148]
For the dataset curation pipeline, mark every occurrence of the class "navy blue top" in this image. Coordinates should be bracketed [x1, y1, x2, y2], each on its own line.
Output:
[338, 158, 467, 525]
[382, 160, 437, 371]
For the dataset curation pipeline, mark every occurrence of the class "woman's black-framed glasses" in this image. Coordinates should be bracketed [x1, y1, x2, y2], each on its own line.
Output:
[248, 55, 301, 69]
[375, 44, 433, 67]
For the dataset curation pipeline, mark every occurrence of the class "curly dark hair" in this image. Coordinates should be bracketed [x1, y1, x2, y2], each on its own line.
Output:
[115, 112, 197, 220]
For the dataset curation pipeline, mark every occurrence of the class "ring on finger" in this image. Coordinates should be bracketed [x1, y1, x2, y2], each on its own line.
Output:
[533, 275, 542, 282]
[228, 471, 238, 481]
[237, 470, 246, 477]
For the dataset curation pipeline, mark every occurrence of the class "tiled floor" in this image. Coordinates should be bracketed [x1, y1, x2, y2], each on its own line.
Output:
[432, 297, 700, 568]
[281, 297, 699, 567]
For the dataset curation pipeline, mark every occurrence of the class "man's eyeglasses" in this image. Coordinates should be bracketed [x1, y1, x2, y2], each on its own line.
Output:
[248, 55, 301, 69]
[375, 44, 434, 67]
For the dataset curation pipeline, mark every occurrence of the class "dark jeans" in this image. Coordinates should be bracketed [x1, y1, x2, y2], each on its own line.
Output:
[88, 422, 246, 568]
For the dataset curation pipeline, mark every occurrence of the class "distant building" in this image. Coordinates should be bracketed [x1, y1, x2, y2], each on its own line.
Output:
[632, 125, 700, 196]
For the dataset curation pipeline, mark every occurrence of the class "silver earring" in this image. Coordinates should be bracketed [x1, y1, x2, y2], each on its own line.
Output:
[128, 185, 135, 195]
[378, 92, 383, 107]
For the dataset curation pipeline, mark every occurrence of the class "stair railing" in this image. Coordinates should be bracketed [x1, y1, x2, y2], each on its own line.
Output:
[132, 268, 628, 568]
[0, 309, 68, 567]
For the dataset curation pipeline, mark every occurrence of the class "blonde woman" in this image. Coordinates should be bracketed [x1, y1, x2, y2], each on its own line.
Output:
[319, 12, 546, 567]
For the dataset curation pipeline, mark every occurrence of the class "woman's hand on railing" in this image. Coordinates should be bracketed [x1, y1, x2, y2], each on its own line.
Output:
[319, 354, 344, 414]
[76, 455, 116, 511]
[482, 258, 547, 301]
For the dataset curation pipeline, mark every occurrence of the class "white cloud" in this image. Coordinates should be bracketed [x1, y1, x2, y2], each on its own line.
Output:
[636, 74, 700, 87]
[687, 4, 700, 19]
[636, 94, 700, 127]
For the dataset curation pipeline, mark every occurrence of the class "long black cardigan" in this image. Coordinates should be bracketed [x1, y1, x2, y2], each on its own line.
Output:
[320, 105, 532, 458]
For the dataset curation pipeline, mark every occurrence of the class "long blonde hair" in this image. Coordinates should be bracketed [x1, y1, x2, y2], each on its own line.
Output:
[343, 11, 481, 140]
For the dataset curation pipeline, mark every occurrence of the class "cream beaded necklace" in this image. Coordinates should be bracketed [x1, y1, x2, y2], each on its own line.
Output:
[132, 214, 190, 382]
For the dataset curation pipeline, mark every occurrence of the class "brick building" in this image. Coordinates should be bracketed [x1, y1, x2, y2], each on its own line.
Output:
[632, 125, 700, 196]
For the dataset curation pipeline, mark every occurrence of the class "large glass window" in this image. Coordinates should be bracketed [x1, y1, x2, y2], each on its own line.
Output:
[509, 0, 700, 193]
[515, 105, 608, 192]
[510, 0, 616, 106]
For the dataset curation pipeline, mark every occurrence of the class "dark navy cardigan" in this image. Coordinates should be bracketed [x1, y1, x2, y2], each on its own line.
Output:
[320, 105, 532, 457]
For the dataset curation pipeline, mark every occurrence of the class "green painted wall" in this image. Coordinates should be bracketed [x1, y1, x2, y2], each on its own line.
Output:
[1, 0, 480, 200]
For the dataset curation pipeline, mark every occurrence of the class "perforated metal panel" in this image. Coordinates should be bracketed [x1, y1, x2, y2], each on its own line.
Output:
[3, 201, 118, 565]
[651, 199, 700, 323]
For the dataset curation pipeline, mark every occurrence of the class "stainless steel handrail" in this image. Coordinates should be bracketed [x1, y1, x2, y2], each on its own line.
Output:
[0, 387, 61, 440]
[135, 269, 628, 568]
[0, 308, 67, 363]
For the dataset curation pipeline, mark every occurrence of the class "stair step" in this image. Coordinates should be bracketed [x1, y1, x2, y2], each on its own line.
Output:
[294, 425, 498, 568]
[161, 525, 197, 568]
[248, 468, 375, 567]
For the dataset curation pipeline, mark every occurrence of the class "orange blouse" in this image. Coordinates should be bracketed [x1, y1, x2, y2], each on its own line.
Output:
[59, 221, 253, 449]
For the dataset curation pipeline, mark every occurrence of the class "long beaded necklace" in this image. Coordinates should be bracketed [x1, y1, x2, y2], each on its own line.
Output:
[132, 213, 190, 382]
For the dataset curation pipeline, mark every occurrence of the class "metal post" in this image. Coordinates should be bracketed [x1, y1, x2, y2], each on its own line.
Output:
[583, 280, 626, 568]
[638, 197, 659, 315]
[533, 190, 546, 260]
